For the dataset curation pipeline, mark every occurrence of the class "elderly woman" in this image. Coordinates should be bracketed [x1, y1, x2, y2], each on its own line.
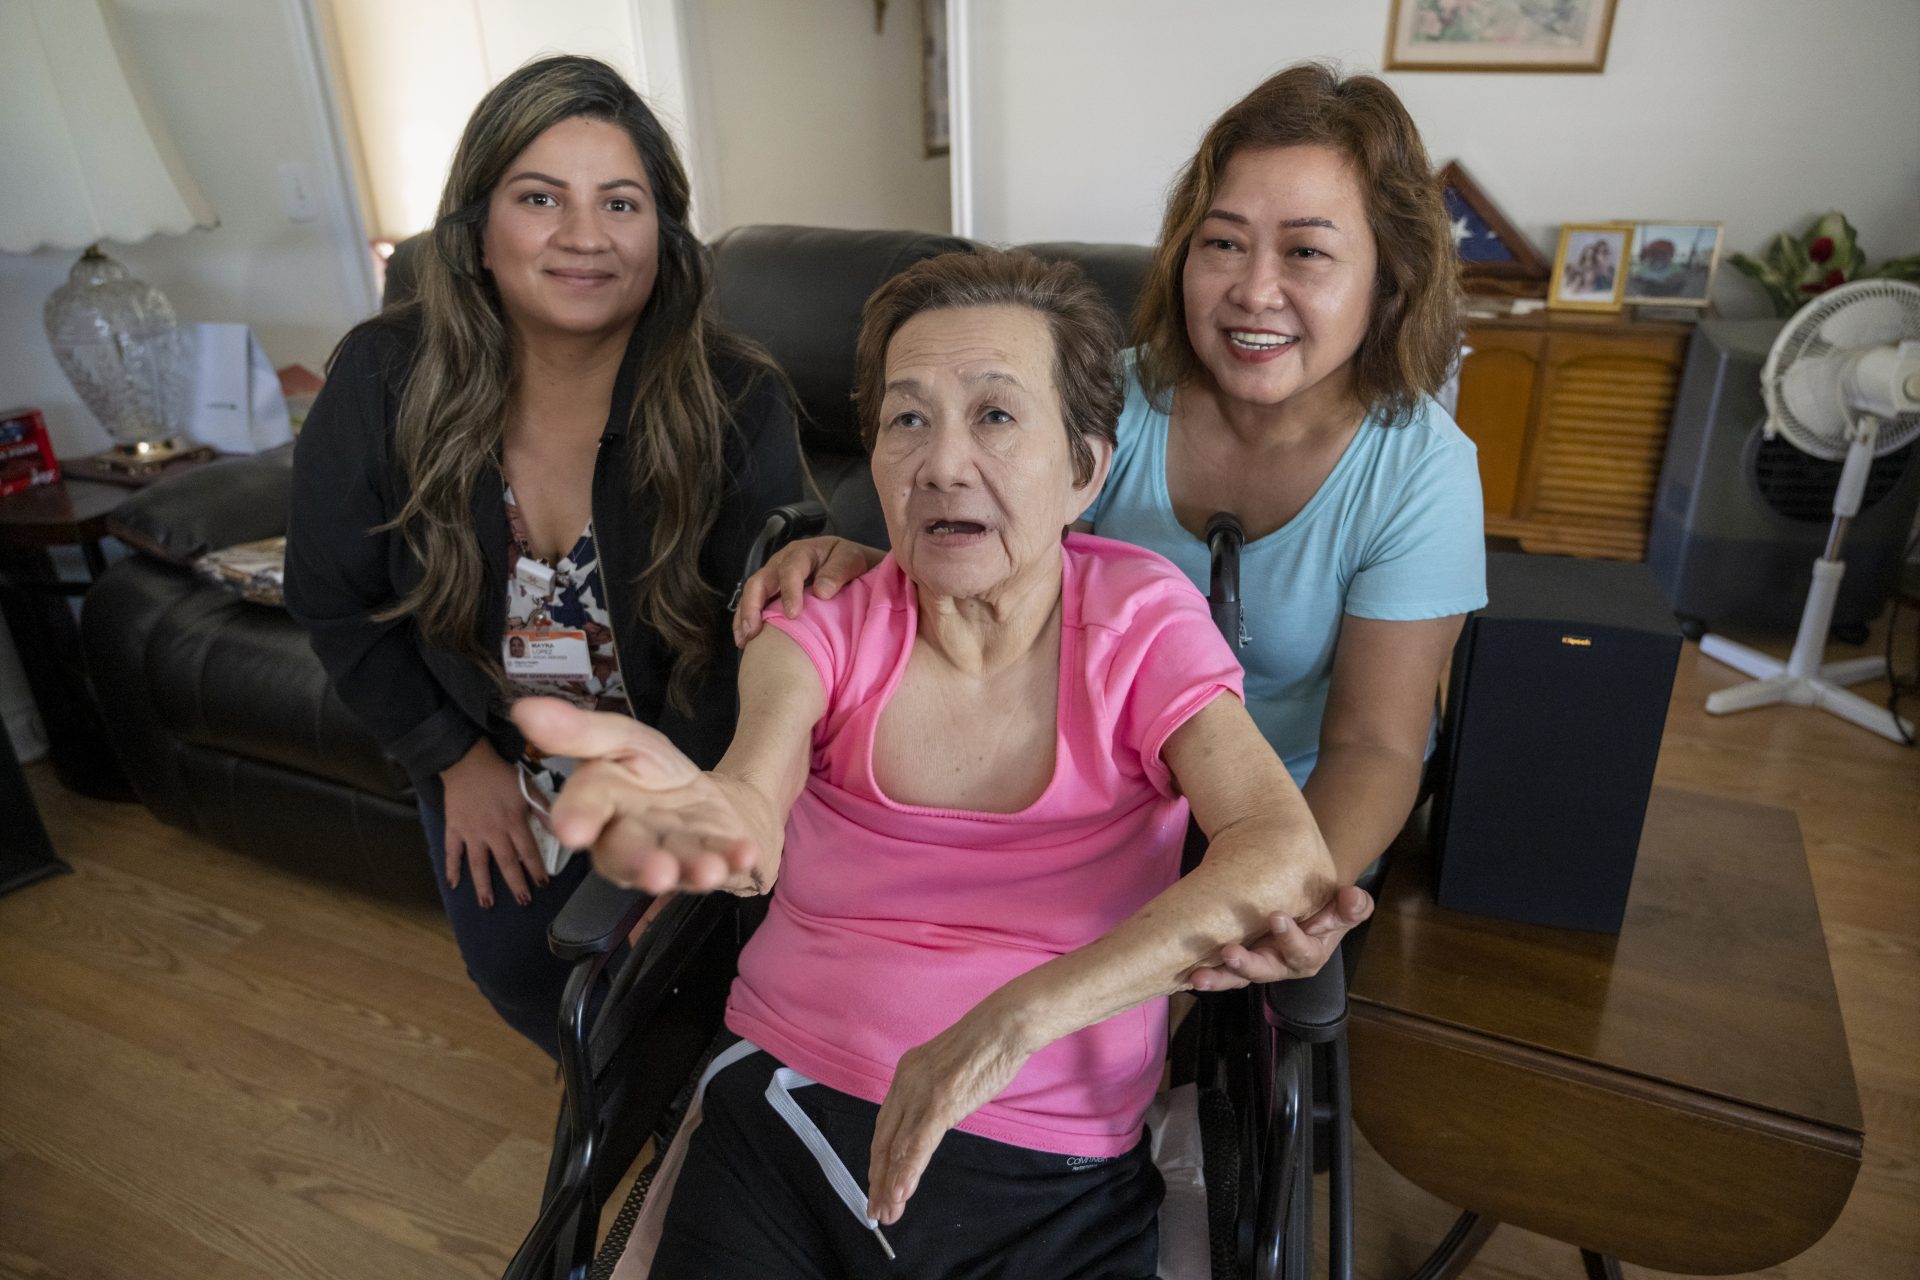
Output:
[516, 250, 1335, 1278]
[740, 66, 1490, 992]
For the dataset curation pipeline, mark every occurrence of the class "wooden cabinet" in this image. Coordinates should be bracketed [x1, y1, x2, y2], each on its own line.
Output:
[1455, 312, 1692, 561]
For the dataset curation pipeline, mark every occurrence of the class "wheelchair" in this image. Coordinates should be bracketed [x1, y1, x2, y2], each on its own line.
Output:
[500, 495, 1389, 1280]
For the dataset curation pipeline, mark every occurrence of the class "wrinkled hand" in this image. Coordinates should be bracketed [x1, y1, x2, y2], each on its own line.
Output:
[732, 537, 883, 648]
[439, 738, 546, 909]
[1186, 885, 1374, 992]
[867, 1004, 1033, 1226]
[510, 698, 762, 894]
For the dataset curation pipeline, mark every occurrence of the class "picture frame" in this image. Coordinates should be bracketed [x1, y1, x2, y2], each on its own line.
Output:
[1386, 0, 1618, 73]
[920, 0, 949, 159]
[1622, 222, 1723, 307]
[1440, 160, 1550, 287]
[1549, 223, 1635, 312]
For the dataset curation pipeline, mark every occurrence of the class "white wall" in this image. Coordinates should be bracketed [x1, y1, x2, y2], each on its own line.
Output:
[686, 0, 950, 235]
[958, 0, 1920, 318]
[0, 0, 373, 461]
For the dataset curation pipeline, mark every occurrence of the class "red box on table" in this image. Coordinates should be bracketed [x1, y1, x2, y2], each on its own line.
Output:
[0, 408, 61, 498]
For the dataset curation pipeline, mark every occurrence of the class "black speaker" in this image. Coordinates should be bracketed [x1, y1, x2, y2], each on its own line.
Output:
[1648, 318, 1920, 633]
[1430, 553, 1681, 934]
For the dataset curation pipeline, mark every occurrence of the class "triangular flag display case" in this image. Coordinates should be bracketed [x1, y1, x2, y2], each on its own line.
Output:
[1441, 161, 1550, 293]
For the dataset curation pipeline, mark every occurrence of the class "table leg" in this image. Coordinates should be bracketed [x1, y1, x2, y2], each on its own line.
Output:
[0, 547, 133, 801]
[1406, 1209, 1498, 1280]
[1, 712, 69, 895]
[1580, 1252, 1623, 1280]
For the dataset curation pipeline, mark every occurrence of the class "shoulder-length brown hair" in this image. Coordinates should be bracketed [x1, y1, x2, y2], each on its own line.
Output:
[1133, 62, 1460, 428]
[378, 54, 774, 711]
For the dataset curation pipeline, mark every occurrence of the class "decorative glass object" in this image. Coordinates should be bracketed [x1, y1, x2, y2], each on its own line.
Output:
[43, 246, 188, 449]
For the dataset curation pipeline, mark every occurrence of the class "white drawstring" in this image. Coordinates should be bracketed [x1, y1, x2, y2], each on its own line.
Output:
[765, 1066, 897, 1260]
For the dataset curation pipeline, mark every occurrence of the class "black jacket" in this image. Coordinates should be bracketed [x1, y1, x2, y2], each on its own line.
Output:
[285, 315, 803, 789]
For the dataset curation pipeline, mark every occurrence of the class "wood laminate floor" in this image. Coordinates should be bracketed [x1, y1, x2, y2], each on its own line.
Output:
[3, 621, 1915, 1278]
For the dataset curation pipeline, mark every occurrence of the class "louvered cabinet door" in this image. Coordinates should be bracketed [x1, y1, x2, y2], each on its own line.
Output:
[1512, 329, 1688, 560]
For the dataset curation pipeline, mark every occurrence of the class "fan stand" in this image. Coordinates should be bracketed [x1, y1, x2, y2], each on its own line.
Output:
[1701, 419, 1915, 743]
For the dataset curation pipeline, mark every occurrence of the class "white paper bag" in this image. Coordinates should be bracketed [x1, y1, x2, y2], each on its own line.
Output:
[184, 322, 293, 454]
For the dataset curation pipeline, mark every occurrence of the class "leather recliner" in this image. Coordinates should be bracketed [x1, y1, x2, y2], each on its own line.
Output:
[80, 226, 1149, 900]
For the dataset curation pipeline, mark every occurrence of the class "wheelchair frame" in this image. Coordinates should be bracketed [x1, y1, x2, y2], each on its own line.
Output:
[504, 501, 1363, 1280]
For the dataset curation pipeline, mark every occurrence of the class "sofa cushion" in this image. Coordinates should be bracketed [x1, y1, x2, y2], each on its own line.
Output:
[711, 225, 974, 460]
[87, 557, 413, 803]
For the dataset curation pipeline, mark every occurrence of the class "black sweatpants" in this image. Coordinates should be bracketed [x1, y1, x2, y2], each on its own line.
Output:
[652, 1045, 1163, 1279]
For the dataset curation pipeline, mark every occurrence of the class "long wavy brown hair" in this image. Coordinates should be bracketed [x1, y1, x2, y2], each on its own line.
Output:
[1133, 63, 1461, 428]
[377, 55, 774, 711]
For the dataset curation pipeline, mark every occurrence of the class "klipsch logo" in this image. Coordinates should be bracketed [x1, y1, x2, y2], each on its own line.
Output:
[1560, 635, 1593, 647]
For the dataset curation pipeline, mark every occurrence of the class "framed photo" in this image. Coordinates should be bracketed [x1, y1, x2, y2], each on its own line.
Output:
[1622, 222, 1723, 307]
[1386, 0, 1618, 73]
[921, 0, 949, 158]
[1549, 223, 1634, 312]
[1440, 161, 1549, 287]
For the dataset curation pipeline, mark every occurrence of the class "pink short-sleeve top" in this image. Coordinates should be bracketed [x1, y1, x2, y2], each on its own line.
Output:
[725, 532, 1244, 1156]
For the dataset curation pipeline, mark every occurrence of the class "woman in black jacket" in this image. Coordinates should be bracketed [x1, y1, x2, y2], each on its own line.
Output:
[286, 55, 802, 1057]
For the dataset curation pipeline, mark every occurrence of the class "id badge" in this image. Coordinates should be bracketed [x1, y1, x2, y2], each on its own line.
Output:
[504, 627, 592, 679]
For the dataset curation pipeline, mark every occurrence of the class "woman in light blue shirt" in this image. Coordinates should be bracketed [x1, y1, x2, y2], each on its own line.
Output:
[736, 64, 1485, 987]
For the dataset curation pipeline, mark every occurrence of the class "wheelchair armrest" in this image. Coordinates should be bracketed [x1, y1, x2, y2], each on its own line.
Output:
[728, 499, 830, 611]
[1260, 960, 1348, 1044]
[549, 870, 654, 963]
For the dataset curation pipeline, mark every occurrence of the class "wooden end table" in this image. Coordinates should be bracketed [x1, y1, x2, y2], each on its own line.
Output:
[0, 477, 135, 801]
[1351, 787, 1863, 1276]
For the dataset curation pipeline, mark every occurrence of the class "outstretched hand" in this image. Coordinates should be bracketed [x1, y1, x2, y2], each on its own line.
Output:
[510, 697, 763, 895]
[1185, 884, 1374, 992]
[732, 537, 883, 648]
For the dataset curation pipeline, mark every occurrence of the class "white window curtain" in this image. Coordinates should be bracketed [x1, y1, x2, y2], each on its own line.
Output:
[321, 0, 646, 243]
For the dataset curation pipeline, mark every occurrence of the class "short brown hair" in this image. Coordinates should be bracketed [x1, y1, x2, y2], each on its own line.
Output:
[1133, 63, 1461, 428]
[853, 250, 1122, 486]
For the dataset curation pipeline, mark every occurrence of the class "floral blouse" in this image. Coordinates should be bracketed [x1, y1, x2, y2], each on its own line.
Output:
[504, 485, 629, 780]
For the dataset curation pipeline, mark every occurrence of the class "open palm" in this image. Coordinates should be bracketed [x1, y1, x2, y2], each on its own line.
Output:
[511, 697, 763, 894]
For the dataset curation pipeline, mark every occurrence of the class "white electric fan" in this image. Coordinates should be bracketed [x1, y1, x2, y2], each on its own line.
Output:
[1699, 278, 1920, 741]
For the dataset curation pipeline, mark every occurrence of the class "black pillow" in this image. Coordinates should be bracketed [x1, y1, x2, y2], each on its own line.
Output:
[108, 447, 294, 566]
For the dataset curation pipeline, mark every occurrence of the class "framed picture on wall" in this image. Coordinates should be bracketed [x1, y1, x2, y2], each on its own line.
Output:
[1622, 222, 1723, 307]
[921, 0, 949, 158]
[1550, 223, 1634, 311]
[1386, 0, 1618, 73]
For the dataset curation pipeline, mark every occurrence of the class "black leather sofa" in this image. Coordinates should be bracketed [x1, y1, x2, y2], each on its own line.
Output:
[80, 226, 1150, 899]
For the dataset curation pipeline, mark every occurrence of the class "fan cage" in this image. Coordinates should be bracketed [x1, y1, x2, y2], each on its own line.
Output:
[1762, 279, 1920, 459]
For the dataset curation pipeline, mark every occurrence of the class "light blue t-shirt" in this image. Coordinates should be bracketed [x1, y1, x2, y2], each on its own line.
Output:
[1086, 358, 1487, 786]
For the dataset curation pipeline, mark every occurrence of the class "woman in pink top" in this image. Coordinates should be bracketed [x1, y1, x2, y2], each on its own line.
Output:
[517, 250, 1336, 1278]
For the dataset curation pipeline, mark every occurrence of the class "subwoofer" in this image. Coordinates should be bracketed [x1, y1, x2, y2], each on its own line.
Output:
[1430, 552, 1681, 934]
[1648, 317, 1920, 638]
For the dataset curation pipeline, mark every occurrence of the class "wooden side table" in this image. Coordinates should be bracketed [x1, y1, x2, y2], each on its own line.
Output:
[0, 478, 135, 800]
[1351, 788, 1862, 1276]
